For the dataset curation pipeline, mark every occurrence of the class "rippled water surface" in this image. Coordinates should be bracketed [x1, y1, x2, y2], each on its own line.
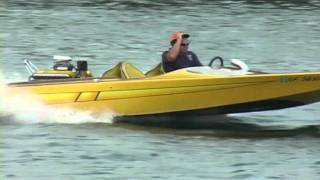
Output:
[1, 0, 320, 179]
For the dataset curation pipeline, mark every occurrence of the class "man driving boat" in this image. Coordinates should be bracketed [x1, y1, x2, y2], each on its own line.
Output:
[162, 32, 203, 72]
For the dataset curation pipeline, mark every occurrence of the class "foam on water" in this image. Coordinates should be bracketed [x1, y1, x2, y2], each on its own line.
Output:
[0, 71, 115, 124]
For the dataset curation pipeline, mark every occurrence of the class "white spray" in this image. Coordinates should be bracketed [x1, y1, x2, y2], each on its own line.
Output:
[0, 71, 115, 124]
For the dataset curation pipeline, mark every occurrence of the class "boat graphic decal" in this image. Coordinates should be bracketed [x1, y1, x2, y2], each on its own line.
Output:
[94, 91, 101, 101]
[34, 81, 276, 104]
[94, 82, 271, 101]
[302, 76, 320, 81]
[278, 77, 298, 83]
[74, 92, 82, 102]
[279, 75, 320, 83]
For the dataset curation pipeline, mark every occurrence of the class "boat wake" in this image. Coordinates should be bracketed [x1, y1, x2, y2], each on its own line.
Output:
[116, 115, 320, 138]
[0, 72, 115, 124]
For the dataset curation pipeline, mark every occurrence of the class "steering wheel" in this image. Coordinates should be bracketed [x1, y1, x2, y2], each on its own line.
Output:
[208, 56, 224, 69]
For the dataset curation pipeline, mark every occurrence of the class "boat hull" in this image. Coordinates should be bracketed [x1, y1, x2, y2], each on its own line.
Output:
[6, 70, 320, 116]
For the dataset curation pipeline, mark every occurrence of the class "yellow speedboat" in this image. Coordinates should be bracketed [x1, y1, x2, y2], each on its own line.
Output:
[5, 57, 320, 117]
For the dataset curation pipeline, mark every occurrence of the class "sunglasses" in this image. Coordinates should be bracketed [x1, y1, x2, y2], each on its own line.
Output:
[181, 43, 189, 46]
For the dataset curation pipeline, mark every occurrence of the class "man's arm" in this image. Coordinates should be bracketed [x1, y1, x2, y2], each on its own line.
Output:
[165, 34, 183, 62]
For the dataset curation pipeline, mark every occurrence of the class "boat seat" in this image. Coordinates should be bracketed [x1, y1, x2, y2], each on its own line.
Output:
[101, 62, 146, 79]
[145, 63, 164, 77]
[101, 62, 123, 79]
[120, 63, 146, 79]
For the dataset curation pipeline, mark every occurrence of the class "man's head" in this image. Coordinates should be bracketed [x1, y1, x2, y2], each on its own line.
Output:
[169, 32, 191, 53]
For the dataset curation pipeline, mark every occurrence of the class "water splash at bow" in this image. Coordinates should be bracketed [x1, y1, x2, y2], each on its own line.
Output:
[0, 71, 114, 124]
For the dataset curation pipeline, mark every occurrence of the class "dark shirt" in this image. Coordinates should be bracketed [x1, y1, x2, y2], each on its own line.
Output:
[162, 51, 202, 72]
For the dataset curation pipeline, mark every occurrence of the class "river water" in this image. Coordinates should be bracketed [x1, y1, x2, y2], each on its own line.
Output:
[1, 0, 320, 179]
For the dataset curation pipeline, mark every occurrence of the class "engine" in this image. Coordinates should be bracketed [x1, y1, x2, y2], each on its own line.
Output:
[25, 55, 93, 81]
